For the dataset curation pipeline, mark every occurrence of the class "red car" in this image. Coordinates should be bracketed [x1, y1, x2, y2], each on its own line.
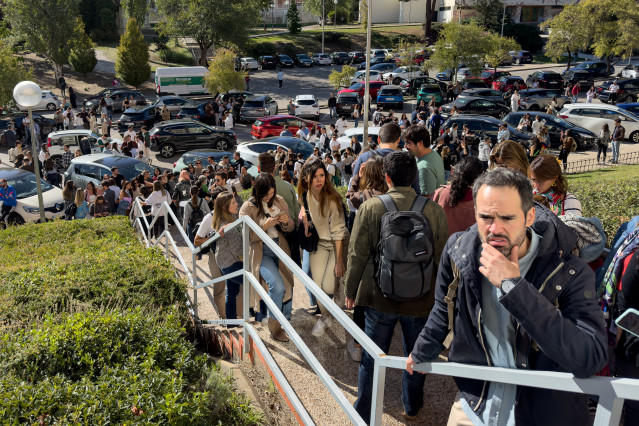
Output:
[250, 115, 323, 139]
[338, 81, 386, 99]
[492, 76, 527, 92]
[480, 70, 511, 85]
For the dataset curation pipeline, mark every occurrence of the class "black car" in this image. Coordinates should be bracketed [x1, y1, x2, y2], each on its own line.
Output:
[400, 76, 447, 96]
[117, 106, 162, 134]
[357, 56, 394, 70]
[442, 115, 531, 146]
[85, 89, 146, 113]
[149, 119, 237, 158]
[460, 78, 489, 90]
[502, 112, 596, 150]
[440, 97, 510, 119]
[509, 50, 533, 65]
[330, 52, 350, 65]
[348, 51, 366, 64]
[563, 70, 595, 90]
[175, 102, 207, 121]
[276, 54, 294, 68]
[526, 71, 564, 91]
[292, 53, 313, 67]
[336, 92, 363, 117]
[0, 112, 55, 139]
[597, 78, 639, 104]
[257, 55, 277, 70]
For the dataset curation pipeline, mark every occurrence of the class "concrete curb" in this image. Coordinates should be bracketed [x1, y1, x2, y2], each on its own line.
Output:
[217, 358, 269, 420]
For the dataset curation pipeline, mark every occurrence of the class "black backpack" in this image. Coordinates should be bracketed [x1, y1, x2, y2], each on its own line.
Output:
[375, 194, 435, 301]
[65, 203, 77, 219]
[188, 199, 205, 229]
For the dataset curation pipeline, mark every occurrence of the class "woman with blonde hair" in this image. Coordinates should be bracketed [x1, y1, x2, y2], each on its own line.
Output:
[489, 140, 530, 176]
[74, 188, 89, 219]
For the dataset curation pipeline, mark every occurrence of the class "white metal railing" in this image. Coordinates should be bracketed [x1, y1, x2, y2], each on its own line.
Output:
[129, 199, 639, 425]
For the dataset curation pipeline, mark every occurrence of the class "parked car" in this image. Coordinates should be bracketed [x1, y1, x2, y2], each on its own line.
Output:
[619, 62, 639, 79]
[441, 115, 531, 146]
[563, 70, 595, 90]
[250, 115, 323, 139]
[348, 51, 366, 64]
[376, 85, 404, 110]
[240, 57, 259, 70]
[276, 54, 294, 68]
[149, 119, 237, 158]
[458, 88, 506, 105]
[236, 137, 314, 165]
[62, 154, 155, 190]
[116, 106, 162, 134]
[257, 55, 277, 70]
[479, 70, 511, 85]
[456, 68, 476, 82]
[16, 90, 60, 112]
[416, 84, 444, 106]
[220, 91, 253, 103]
[558, 103, 639, 143]
[382, 66, 423, 85]
[400, 76, 446, 96]
[357, 56, 394, 70]
[492, 76, 528, 92]
[150, 96, 195, 114]
[47, 129, 123, 169]
[509, 50, 533, 65]
[335, 127, 381, 151]
[597, 78, 639, 104]
[172, 149, 234, 173]
[330, 52, 350, 65]
[0, 167, 65, 225]
[82, 88, 114, 109]
[338, 81, 386, 99]
[0, 112, 55, 138]
[175, 102, 207, 121]
[293, 95, 320, 120]
[502, 111, 597, 150]
[461, 78, 489, 90]
[311, 53, 331, 65]
[84, 90, 146, 113]
[350, 70, 383, 85]
[526, 71, 564, 91]
[370, 62, 397, 74]
[336, 92, 363, 117]
[239, 95, 279, 123]
[440, 97, 510, 119]
[617, 103, 639, 116]
[561, 61, 614, 79]
[518, 89, 571, 112]
[292, 53, 313, 67]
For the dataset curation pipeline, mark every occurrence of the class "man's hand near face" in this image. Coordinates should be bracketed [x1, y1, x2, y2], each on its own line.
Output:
[479, 243, 521, 289]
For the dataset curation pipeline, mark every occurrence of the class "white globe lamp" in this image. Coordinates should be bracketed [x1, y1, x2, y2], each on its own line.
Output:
[13, 81, 42, 108]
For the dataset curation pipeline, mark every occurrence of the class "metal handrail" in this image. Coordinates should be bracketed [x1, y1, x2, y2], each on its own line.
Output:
[129, 198, 639, 426]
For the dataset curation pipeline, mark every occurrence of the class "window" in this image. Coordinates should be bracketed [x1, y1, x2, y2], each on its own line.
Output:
[520, 6, 543, 23]
[249, 143, 278, 153]
[188, 125, 208, 134]
[55, 135, 77, 147]
[166, 125, 188, 134]
[577, 109, 602, 117]
[602, 110, 623, 120]
[77, 164, 104, 180]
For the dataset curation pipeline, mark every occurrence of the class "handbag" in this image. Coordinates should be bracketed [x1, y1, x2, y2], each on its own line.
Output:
[297, 192, 319, 252]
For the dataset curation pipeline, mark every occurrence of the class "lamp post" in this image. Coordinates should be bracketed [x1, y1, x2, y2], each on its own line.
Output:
[271, 2, 275, 32]
[322, 0, 325, 53]
[13, 81, 46, 224]
[334, 0, 338, 29]
[362, 0, 372, 148]
[501, 4, 507, 36]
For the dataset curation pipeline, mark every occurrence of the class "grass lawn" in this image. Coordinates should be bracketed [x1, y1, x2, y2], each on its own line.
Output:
[533, 52, 573, 65]
[568, 164, 639, 183]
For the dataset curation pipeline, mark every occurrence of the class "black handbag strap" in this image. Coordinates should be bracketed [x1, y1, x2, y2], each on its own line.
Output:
[302, 192, 314, 226]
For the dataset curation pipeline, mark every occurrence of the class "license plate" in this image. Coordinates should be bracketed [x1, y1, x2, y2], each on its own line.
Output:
[126, 122, 134, 126]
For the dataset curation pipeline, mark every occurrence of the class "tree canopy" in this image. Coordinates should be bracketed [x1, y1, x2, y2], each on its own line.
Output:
[205, 48, 246, 95]
[286, 2, 302, 35]
[68, 18, 98, 75]
[484, 33, 520, 71]
[540, 4, 589, 70]
[328, 64, 356, 89]
[121, 0, 148, 25]
[430, 21, 491, 82]
[115, 18, 150, 88]
[0, 46, 33, 109]
[472, 0, 505, 33]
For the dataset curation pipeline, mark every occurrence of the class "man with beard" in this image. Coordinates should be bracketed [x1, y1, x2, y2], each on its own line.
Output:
[405, 168, 607, 425]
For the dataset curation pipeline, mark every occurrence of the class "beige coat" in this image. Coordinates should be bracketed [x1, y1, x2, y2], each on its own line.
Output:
[239, 195, 295, 309]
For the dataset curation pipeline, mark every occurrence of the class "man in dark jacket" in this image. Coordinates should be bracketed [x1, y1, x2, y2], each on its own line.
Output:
[406, 168, 607, 425]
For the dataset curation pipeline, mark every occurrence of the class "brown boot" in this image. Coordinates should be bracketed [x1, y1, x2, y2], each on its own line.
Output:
[268, 317, 289, 342]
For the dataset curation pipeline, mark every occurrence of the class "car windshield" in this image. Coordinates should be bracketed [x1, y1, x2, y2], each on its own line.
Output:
[292, 141, 314, 158]
[297, 54, 310, 59]
[349, 83, 364, 90]
[280, 55, 292, 60]
[7, 172, 54, 198]
[97, 159, 154, 181]
[380, 88, 401, 96]
[543, 74, 562, 80]
[454, 98, 470, 105]
[543, 115, 571, 127]
[337, 96, 358, 104]
[243, 101, 264, 108]
[120, 113, 144, 120]
[296, 99, 316, 105]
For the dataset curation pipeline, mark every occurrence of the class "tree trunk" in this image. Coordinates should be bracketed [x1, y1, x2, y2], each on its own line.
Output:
[424, 0, 437, 45]
[198, 41, 212, 67]
[566, 48, 572, 71]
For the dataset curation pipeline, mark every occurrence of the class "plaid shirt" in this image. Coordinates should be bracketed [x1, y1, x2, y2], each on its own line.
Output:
[62, 150, 74, 168]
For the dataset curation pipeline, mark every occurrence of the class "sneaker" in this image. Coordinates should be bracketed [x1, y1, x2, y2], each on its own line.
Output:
[347, 339, 362, 362]
[312, 316, 332, 337]
[402, 411, 418, 421]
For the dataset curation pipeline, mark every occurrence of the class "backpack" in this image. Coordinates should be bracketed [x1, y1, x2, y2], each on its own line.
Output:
[188, 199, 205, 229]
[375, 194, 435, 301]
[65, 203, 77, 219]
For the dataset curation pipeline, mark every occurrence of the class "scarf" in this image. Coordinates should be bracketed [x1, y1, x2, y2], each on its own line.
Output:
[533, 187, 565, 215]
[598, 224, 639, 314]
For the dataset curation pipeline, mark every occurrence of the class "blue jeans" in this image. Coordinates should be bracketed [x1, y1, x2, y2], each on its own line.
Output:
[354, 307, 428, 423]
[221, 261, 243, 320]
[260, 239, 292, 320]
[354, 117, 359, 128]
[302, 249, 316, 307]
[611, 140, 621, 162]
[329, 107, 336, 118]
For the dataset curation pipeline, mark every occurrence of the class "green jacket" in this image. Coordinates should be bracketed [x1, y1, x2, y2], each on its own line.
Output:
[275, 177, 300, 226]
[344, 186, 449, 317]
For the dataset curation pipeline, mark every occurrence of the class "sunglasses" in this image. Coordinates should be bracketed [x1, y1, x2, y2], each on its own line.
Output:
[493, 160, 508, 168]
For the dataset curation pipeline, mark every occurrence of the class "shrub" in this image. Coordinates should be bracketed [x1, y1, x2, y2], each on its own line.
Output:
[503, 23, 544, 52]
[158, 47, 196, 65]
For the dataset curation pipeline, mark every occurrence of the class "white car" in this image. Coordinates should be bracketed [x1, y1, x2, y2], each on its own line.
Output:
[311, 53, 331, 66]
[240, 57, 259, 70]
[335, 127, 381, 151]
[293, 95, 320, 120]
[17, 91, 61, 112]
[236, 137, 315, 165]
[47, 129, 124, 169]
[382, 66, 424, 84]
[0, 167, 66, 225]
[620, 63, 639, 79]
[350, 70, 383, 85]
[558, 103, 639, 143]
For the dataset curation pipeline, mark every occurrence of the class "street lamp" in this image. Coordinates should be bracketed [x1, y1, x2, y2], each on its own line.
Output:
[322, 0, 325, 53]
[334, 0, 338, 29]
[362, 0, 372, 148]
[271, 2, 275, 32]
[13, 81, 46, 224]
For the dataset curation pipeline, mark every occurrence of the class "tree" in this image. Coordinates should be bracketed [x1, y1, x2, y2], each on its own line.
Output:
[430, 21, 491, 83]
[121, 0, 148, 25]
[115, 18, 150, 88]
[78, 0, 118, 42]
[68, 18, 98, 75]
[472, 0, 504, 33]
[286, 2, 302, 34]
[540, 4, 589, 71]
[484, 33, 520, 71]
[328, 64, 356, 88]
[3, 0, 81, 81]
[423, 0, 437, 45]
[0, 46, 33, 109]
[156, 0, 270, 67]
[359, 0, 367, 29]
[205, 48, 245, 95]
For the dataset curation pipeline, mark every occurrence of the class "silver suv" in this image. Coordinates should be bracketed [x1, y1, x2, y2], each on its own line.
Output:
[239, 96, 279, 123]
[46, 129, 124, 169]
[62, 154, 154, 190]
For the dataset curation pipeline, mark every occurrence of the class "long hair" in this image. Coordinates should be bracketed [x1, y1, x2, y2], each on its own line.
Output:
[359, 156, 388, 193]
[530, 154, 567, 195]
[489, 140, 530, 177]
[152, 180, 166, 196]
[298, 158, 342, 217]
[62, 180, 75, 199]
[251, 172, 277, 218]
[74, 188, 84, 206]
[449, 157, 483, 207]
[212, 192, 236, 231]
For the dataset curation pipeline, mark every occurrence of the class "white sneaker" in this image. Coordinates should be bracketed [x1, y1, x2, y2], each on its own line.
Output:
[312, 316, 332, 337]
[347, 339, 363, 362]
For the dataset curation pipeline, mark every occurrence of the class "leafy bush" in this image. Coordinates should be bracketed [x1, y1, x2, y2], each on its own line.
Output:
[503, 23, 544, 52]
[158, 47, 196, 65]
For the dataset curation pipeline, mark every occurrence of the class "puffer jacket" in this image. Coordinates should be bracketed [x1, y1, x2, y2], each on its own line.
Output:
[411, 204, 608, 426]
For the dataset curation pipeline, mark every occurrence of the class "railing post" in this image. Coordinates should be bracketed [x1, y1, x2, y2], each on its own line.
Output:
[192, 251, 198, 319]
[243, 218, 251, 354]
[593, 395, 624, 426]
[163, 206, 169, 258]
[370, 360, 387, 426]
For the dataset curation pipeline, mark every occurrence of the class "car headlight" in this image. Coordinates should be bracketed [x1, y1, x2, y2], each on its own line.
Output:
[23, 206, 40, 214]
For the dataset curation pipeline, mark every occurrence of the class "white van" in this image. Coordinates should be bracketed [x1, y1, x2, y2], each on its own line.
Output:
[155, 67, 209, 96]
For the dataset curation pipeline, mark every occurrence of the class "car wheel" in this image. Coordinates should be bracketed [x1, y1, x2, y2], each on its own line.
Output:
[515, 58, 521, 65]
[159, 144, 175, 158]
[315, 114, 321, 121]
[498, 110, 507, 119]
[214, 138, 230, 150]
[275, 106, 278, 115]
[601, 99, 609, 104]
[46, 103, 57, 111]
[529, 104, 540, 111]
[398, 103, 403, 110]
[630, 131, 639, 144]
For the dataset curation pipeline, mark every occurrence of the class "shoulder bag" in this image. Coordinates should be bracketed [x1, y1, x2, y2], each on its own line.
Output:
[297, 192, 319, 252]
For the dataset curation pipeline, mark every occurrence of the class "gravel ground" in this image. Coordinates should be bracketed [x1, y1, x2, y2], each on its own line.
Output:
[163, 227, 458, 425]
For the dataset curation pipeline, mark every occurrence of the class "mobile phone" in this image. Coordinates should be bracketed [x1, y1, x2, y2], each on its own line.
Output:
[616, 308, 639, 338]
